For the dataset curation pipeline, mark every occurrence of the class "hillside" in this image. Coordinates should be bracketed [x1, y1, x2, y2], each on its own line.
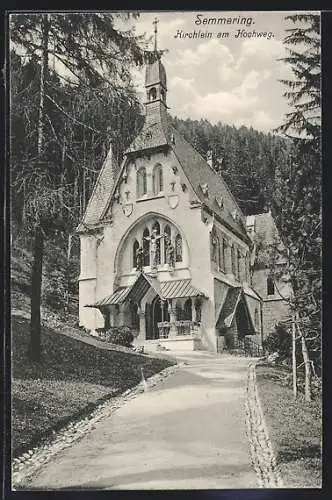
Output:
[11, 234, 174, 458]
[170, 116, 291, 215]
[12, 314, 174, 457]
[11, 227, 80, 327]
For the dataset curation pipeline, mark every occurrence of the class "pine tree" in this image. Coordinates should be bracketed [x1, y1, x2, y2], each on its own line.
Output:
[10, 13, 148, 361]
[272, 13, 321, 400]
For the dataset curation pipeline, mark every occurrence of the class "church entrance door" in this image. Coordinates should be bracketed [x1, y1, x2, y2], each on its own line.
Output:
[152, 296, 162, 340]
[145, 297, 161, 340]
[145, 296, 169, 340]
[235, 299, 250, 340]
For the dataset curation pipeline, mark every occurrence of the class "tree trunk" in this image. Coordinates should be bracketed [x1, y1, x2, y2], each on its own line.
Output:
[37, 14, 50, 156]
[292, 316, 297, 399]
[300, 331, 312, 402]
[29, 225, 44, 361]
[29, 14, 49, 361]
[296, 319, 312, 402]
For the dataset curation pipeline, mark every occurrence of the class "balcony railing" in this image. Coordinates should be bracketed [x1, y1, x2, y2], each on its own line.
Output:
[174, 320, 194, 336]
[157, 320, 196, 338]
[157, 322, 171, 339]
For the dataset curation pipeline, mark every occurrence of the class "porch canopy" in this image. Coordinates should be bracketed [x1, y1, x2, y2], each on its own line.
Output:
[216, 286, 255, 334]
[85, 272, 206, 309]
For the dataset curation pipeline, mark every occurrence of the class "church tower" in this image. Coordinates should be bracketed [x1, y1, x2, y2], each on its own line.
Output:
[145, 18, 167, 108]
[126, 19, 171, 154]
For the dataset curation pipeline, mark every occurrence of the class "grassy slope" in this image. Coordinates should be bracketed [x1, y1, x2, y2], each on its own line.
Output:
[12, 316, 174, 457]
[256, 363, 322, 488]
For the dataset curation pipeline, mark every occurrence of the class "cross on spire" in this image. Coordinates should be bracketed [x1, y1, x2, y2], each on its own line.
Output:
[153, 17, 159, 53]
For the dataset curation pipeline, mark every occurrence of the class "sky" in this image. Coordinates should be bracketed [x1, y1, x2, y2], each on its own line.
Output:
[125, 11, 320, 134]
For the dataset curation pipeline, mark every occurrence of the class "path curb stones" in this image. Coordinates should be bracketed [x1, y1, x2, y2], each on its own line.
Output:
[245, 360, 283, 488]
[12, 362, 181, 489]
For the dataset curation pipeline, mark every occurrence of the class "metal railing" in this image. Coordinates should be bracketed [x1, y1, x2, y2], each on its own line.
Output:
[174, 320, 194, 336]
[233, 337, 264, 357]
[157, 322, 171, 339]
[157, 320, 195, 338]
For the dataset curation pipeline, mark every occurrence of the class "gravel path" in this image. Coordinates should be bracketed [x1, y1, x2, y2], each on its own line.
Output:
[12, 363, 181, 489]
[12, 352, 282, 490]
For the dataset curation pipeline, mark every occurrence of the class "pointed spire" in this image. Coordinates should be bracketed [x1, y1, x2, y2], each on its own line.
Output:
[153, 17, 159, 54]
[144, 19, 167, 102]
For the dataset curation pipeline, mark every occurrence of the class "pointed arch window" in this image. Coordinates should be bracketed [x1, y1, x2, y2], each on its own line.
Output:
[231, 244, 236, 275]
[133, 239, 139, 268]
[176, 301, 183, 321]
[143, 227, 150, 266]
[175, 233, 183, 263]
[152, 164, 163, 195]
[184, 298, 192, 321]
[254, 308, 259, 329]
[164, 224, 171, 263]
[149, 87, 157, 101]
[237, 248, 241, 280]
[211, 230, 219, 265]
[267, 277, 275, 296]
[220, 238, 226, 272]
[131, 302, 139, 329]
[152, 221, 161, 265]
[137, 167, 147, 198]
[245, 252, 250, 282]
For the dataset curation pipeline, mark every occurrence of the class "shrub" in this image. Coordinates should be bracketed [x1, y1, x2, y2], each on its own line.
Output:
[262, 322, 292, 361]
[106, 326, 134, 347]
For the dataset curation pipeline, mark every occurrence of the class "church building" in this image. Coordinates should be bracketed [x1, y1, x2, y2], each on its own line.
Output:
[77, 39, 291, 352]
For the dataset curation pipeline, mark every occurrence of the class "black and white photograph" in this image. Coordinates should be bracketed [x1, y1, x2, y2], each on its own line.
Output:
[9, 10, 322, 490]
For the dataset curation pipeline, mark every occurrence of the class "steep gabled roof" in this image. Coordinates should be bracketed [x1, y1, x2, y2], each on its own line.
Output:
[215, 285, 256, 333]
[216, 286, 242, 328]
[169, 125, 248, 239]
[86, 272, 206, 308]
[125, 108, 170, 153]
[79, 146, 119, 228]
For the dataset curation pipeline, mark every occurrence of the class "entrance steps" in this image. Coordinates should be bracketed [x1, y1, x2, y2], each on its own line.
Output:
[138, 335, 205, 353]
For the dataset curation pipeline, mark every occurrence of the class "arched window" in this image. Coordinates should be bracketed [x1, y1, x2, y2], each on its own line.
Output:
[176, 301, 183, 320]
[267, 277, 275, 296]
[133, 239, 139, 268]
[245, 252, 250, 282]
[149, 87, 157, 100]
[231, 245, 236, 275]
[211, 230, 218, 264]
[237, 248, 241, 280]
[183, 298, 192, 321]
[152, 164, 163, 194]
[137, 167, 147, 198]
[220, 238, 226, 272]
[143, 227, 150, 266]
[162, 300, 170, 322]
[164, 224, 171, 263]
[254, 308, 259, 329]
[152, 221, 161, 265]
[130, 303, 139, 329]
[160, 88, 165, 102]
[175, 233, 183, 263]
